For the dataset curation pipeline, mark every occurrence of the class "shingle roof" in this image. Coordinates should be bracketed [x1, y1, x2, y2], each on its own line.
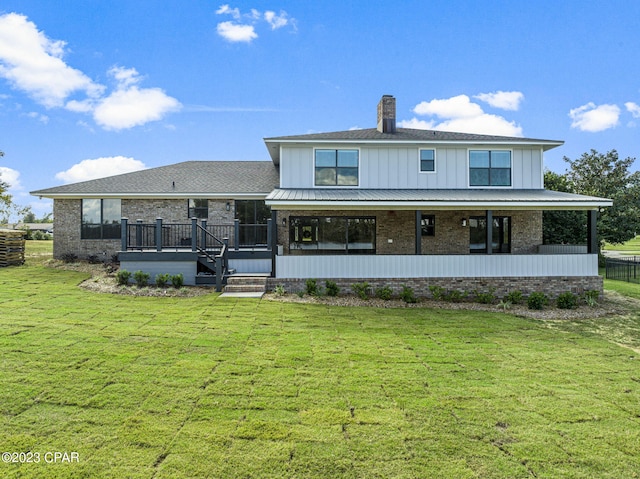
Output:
[31, 161, 279, 198]
[263, 128, 563, 163]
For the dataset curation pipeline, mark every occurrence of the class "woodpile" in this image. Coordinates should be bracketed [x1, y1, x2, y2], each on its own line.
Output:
[0, 229, 26, 267]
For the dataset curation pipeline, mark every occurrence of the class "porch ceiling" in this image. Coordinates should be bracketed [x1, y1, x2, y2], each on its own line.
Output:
[265, 188, 613, 211]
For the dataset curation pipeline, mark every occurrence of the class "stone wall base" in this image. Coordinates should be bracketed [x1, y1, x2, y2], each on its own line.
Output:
[267, 276, 603, 300]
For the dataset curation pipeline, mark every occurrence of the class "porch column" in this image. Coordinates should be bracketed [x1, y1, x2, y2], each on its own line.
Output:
[155, 218, 163, 252]
[234, 219, 240, 251]
[270, 210, 278, 278]
[587, 209, 598, 254]
[485, 210, 493, 255]
[415, 210, 422, 255]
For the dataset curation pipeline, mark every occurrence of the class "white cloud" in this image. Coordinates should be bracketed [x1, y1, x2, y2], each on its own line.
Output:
[403, 94, 523, 137]
[55, 156, 146, 183]
[569, 102, 620, 132]
[0, 13, 103, 108]
[0, 13, 180, 130]
[264, 10, 289, 30]
[474, 91, 524, 111]
[0, 166, 22, 190]
[216, 21, 258, 43]
[625, 102, 640, 118]
[215, 5, 295, 42]
[26, 111, 49, 124]
[91, 67, 181, 130]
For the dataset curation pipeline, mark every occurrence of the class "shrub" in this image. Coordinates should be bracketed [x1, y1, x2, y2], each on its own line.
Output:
[116, 269, 131, 286]
[171, 273, 184, 289]
[527, 292, 548, 310]
[583, 290, 599, 307]
[273, 284, 286, 296]
[505, 290, 523, 305]
[429, 285, 445, 301]
[60, 252, 78, 263]
[305, 278, 319, 296]
[474, 288, 496, 304]
[497, 299, 512, 311]
[296, 290, 305, 298]
[325, 280, 339, 297]
[557, 291, 578, 309]
[87, 254, 102, 264]
[155, 273, 170, 288]
[444, 290, 467, 302]
[375, 286, 393, 301]
[400, 285, 417, 304]
[133, 270, 150, 287]
[352, 282, 370, 300]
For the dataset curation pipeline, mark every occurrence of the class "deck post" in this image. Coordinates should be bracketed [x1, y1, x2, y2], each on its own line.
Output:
[155, 218, 163, 251]
[121, 217, 128, 251]
[191, 218, 198, 252]
[415, 210, 422, 255]
[271, 210, 278, 278]
[485, 210, 493, 255]
[201, 219, 207, 250]
[234, 219, 240, 251]
[136, 219, 143, 249]
[215, 246, 224, 292]
[587, 209, 598, 254]
[267, 218, 273, 251]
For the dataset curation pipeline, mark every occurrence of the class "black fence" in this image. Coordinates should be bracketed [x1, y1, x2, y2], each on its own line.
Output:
[605, 256, 640, 283]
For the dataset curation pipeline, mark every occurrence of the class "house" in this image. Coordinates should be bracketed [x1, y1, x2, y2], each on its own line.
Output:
[32, 95, 612, 296]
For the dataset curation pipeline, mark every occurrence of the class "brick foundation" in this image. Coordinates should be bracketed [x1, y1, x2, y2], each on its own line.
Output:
[266, 275, 603, 300]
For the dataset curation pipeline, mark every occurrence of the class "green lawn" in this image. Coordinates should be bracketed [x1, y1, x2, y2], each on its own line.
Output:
[604, 235, 640, 255]
[1, 242, 640, 478]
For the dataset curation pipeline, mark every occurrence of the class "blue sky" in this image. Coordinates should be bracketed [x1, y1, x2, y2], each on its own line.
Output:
[1, 0, 640, 217]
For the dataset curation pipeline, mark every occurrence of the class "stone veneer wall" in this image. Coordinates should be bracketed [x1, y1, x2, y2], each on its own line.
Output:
[52, 198, 236, 260]
[276, 209, 543, 255]
[267, 275, 603, 300]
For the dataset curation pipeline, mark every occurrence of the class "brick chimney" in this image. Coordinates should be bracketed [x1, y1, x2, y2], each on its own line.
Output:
[377, 95, 396, 133]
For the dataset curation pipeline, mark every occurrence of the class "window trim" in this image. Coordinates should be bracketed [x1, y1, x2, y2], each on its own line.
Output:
[468, 149, 513, 188]
[187, 199, 209, 219]
[418, 148, 437, 174]
[289, 215, 376, 254]
[313, 148, 360, 187]
[469, 215, 511, 254]
[81, 198, 121, 240]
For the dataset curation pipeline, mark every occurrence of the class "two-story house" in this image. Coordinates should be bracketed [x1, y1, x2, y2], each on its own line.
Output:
[32, 95, 612, 296]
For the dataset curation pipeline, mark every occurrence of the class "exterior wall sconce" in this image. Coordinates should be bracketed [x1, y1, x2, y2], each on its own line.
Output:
[461, 218, 467, 227]
[282, 217, 287, 226]
[226, 202, 231, 211]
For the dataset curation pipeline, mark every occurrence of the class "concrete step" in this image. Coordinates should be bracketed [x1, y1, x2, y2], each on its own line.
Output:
[223, 284, 267, 293]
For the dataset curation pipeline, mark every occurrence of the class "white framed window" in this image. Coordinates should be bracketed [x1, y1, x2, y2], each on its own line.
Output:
[419, 149, 436, 173]
[314, 149, 359, 186]
[469, 150, 512, 187]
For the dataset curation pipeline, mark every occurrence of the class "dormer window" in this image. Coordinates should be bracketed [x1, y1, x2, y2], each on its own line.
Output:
[315, 149, 358, 186]
[469, 150, 512, 186]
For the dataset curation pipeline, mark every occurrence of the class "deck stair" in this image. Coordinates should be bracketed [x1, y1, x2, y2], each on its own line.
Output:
[223, 274, 269, 295]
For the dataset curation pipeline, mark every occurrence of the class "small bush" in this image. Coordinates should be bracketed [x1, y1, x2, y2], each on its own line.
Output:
[352, 282, 370, 300]
[296, 290, 305, 298]
[305, 278, 319, 296]
[375, 286, 393, 301]
[273, 284, 286, 296]
[583, 290, 599, 307]
[170, 273, 184, 289]
[60, 252, 78, 263]
[429, 285, 445, 301]
[87, 254, 102, 264]
[497, 299, 512, 311]
[474, 288, 496, 304]
[155, 273, 170, 288]
[527, 292, 548, 310]
[505, 290, 523, 305]
[557, 291, 578, 309]
[133, 270, 150, 287]
[116, 269, 131, 286]
[444, 290, 467, 302]
[400, 285, 417, 304]
[325, 280, 339, 297]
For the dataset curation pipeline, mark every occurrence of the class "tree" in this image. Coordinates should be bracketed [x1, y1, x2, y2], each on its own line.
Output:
[0, 150, 31, 224]
[543, 170, 586, 245]
[564, 149, 640, 246]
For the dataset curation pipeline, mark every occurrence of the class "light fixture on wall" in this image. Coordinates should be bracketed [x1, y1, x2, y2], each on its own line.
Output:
[226, 202, 231, 211]
[282, 217, 287, 226]
[461, 218, 467, 227]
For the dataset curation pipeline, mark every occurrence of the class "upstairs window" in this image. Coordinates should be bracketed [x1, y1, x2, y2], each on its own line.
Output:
[81, 199, 121, 239]
[188, 199, 208, 219]
[419, 149, 436, 172]
[315, 149, 358, 186]
[469, 150, 511, 186]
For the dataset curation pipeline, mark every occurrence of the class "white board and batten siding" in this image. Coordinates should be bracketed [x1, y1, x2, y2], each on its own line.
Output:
[275, 254, 598, 279]
[279, 145, 544, 190]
